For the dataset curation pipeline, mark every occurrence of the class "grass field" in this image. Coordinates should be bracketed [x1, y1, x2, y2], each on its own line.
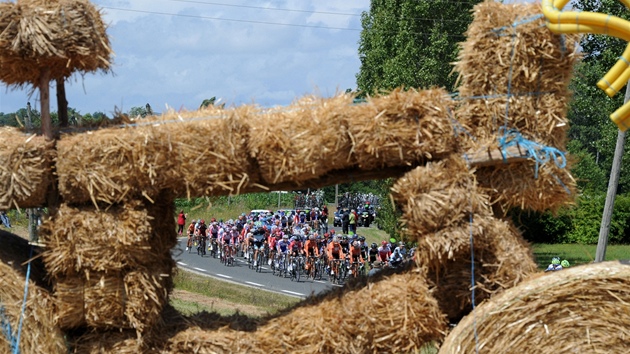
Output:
[170, 269, 300, 317]
[531, 243, 630, 269]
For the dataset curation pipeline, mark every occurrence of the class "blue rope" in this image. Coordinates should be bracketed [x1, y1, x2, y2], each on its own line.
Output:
[11, 246, 33, 354]
[497, 127, 567, 178]
[0, 305, 17, 353]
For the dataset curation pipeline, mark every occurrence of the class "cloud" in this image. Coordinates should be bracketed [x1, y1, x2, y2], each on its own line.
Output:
[0, 0, 368, 115]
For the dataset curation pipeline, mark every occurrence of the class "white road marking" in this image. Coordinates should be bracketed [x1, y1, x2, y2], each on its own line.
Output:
[245, 281, 263, 287]
[193, 267, 207, 272]
[177, 262, 187, 266]
[216, 273, 232, 279]
[281, 290, 305, 296]
[314, 280, 327, 284]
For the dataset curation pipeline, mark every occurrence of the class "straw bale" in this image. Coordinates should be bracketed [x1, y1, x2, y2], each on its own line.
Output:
[349, 88, 456, 170]
[0, 127, 54, 209]
[247, 269, 446, 354]
[0, 0, 112, 86]
[39, 198, 176, 277]
[56, 107, 255, 206]
[413, 217, 537, 322]
[440, 261, 630, 354]
[53, 263, 173, 332]
[453, 1, 580, 147]
[475, 158, 576, 213]
[0, 259, 66, 354]
[247, 93, 355, 184]
[392, 157, 491, 237]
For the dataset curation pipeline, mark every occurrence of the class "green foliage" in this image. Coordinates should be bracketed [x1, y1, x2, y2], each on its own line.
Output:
[356, 0, 480, 95]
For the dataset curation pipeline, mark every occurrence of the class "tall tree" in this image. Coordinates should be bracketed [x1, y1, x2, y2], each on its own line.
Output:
[356, 0, 481, 95]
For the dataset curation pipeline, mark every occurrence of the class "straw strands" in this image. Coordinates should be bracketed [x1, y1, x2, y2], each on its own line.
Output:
[0, 0, 112, 86]
[453, 1, 579, 147]
[440, 261, 630, 354]
[243, 269, 445, 354]
[350, 88, 456, 170]
[53, 264, 173, 332]
[39, 201, 176, 276]
[414, 217, 537, 322]
[0, 260, 66, 354]
[0, 127, 54, 209]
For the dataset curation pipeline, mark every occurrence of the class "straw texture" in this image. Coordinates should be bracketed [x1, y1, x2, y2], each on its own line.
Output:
[0, 259, 66, 354]
[453, 1, 580, 212]
[0, 127, 54, 209]
[440, 261, 630, 354]
[0, 0, 112, 86]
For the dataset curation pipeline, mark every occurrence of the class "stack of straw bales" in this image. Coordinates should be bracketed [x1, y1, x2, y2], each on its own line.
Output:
[453, 1, 580, 212]
[392, 158, 537, 321]
[39, 194, 176, 334]
[0, 258, 66, 354]
[164, 269, 447, 353]
[0, 127, 54, 209]
[54, 88, 456, 206]
[440, 261, 630, 354]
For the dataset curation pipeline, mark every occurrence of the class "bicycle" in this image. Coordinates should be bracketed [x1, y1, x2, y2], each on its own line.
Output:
[289, 255, 303, 282]
[256, 247, 265, 273]
[208, 238, 219, 258]
[329, 259, 343, 284]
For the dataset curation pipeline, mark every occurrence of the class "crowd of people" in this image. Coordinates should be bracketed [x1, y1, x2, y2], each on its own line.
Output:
[177, 207, 414, 283]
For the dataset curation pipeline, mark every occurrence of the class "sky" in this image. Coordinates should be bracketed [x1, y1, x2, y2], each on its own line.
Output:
[0, 0, 370, 116]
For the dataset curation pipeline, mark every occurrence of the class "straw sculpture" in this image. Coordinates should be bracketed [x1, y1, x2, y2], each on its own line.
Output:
[453, 1, 580, 212]
[0, 0, 112, 86]
[247, 93, 355, 184]
[39, 200, 176, 276]
[392, 159, 537, 321]
[52, 263, 173, 332]
[56, 106, 258, 206]
[0, 127, 54, 209]
[347, 88, 456, 170]
[440, 261, 630, 354]
[164, 268, 447, 354]
[0, 259, 66, 354]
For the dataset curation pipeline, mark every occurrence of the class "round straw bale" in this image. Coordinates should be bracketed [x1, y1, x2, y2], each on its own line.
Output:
[70, 328, 162, 354]
[0, 127, 54, 209]
[475, 160, 576, 213]
[414, 217, 537, 322]
[0, 259, 66, 354]
[392, 157, 492, 237]
[0, 0, 112, 86]
[440, 261, 630, 354]
[40, 200, 176, 278]
[349, 88, 456, 170]
[247, 93, 355, 184]
[166, 326, 257, 354]
[246, 269, 446, 353]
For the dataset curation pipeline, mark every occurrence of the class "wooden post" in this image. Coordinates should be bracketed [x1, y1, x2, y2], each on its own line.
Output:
[56, 78, 68, 127]
[39, 68, 52, 140]
[595, 83, 630, 262]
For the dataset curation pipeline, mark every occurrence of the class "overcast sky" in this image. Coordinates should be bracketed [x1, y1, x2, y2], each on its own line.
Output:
[0, 0, 370, 115]
[0, 0, 538, 116]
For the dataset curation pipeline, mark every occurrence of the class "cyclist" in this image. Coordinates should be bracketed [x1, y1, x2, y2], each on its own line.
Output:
[252, 228, 266, 267]
[378, 240, 391, 263]
[289, 236, 304, 260]
[347, 241, 364, 276]
[186, 220, 196, 251]
[358, 236, 368, 260]
[197, 220, 208, 256]
[339, 235, 350, 254]
[368, 243, 379, 266]
[304, 234, 320, 272]
[326, 236, 345, 276]
[275, 234, 291, 271]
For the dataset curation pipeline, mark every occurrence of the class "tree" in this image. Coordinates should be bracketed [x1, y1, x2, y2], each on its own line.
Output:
[356, 0, 481, 95]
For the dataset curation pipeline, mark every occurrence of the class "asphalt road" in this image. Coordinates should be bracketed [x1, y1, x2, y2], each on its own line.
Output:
[172, 237, 341, 299]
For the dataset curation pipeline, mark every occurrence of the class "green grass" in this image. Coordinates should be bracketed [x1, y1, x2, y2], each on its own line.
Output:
[531, 243, 630, 270]
[173, 269, 300, 315]
[355, 226, 391, 246]
[170, 297, 222, 316]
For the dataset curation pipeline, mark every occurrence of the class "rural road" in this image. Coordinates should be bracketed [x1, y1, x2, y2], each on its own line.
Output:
[172, 237, 341, 299]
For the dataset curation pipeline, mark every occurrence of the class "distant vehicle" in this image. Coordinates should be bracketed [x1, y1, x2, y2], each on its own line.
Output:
[249, 209, 272, 217]
[333, 211, 342, 227]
